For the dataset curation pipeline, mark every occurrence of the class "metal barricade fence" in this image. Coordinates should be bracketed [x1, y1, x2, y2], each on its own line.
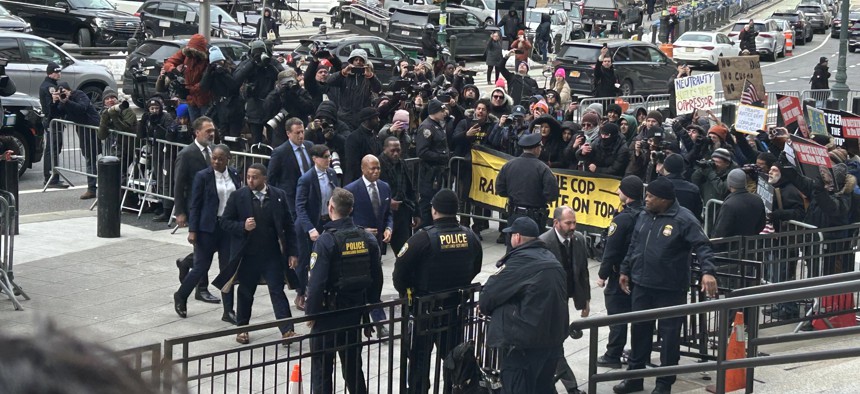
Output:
[43, 119, 101, 191]
[802, 89, 831, 106]
[115, 342, 163, 389]
[0, 191, 26, 310]
[703, 198, 723, 237]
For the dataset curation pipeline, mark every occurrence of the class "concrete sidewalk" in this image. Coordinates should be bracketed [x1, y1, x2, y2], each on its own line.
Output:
[3, 209, 859, 392]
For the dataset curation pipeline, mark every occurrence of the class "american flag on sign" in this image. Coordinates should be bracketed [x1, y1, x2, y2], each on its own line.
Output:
[740, 79, 764, 107]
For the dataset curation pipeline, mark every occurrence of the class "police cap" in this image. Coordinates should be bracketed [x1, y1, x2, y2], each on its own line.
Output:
[502, 217, 541, 237]
[518, 133, 542, 148]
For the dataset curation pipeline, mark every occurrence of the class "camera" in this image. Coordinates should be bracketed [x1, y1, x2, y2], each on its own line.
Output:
[651, 150, 665, 163]
[351, 66, 365, 75]
[514, 49, 524, 55]
[59, 93, 67, 100]
[696, 159, 714, 168]
[503, 117, 513, 126]
[279, 78, 298, 91]
[266, 109, 289, 130]
[330, 151, 343, 175]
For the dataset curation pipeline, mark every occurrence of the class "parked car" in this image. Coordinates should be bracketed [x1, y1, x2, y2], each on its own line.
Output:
[299, 0, 341, 14]
[2, 92, 43, 176]
[386, 6, 498, 58]
[0, 4, 31, 33]
[672, 31, 739, 68]
[554, 39, 677, 96]
[452, 0, 496, 25]
[770, 10, 813, 45]
[795, 3, 832, 33]
[773, 19, 795, 51]
[832, 11, 860, 38]
[849, 22, 860, 53]
[122, 37, 249, 107]
[294, 36, 413, 84]
[0, 0, 142, 47]
[136, 0, 257, 43]
[546, 2, 586, 39]
[581, 0, 641, 34]
[525, 8, 581, 43]
[727, 19, 787, 62]
[0, 31, 116, 106]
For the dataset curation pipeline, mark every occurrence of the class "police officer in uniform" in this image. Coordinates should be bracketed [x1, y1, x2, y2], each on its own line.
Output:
[305, 187, 383, 394]
[614, 177, 718, 394]
[415, 99, 451, 227]
[496, 132, 560, 248]
[393, 189, 483, 393]
[595, 175, 643, 369]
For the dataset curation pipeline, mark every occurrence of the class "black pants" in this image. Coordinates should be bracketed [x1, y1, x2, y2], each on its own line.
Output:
[499, 346, 560, 394]
[554, 354, 580, 393]
[236, 252, 294, 334]
[486, 65, 500, 85]
[43, 128, 63, 183]
[311, 312, 368, 394]
[408, 307, 462, 394]
[390, 206, 414, 256]
[177, 226, 233, 313]
[627, 286, 685, 388]
[248, 122, 268, 146]
[604, 287, 632, 359]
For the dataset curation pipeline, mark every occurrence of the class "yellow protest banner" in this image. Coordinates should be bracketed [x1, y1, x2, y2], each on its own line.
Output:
[469, 147, 622, 229]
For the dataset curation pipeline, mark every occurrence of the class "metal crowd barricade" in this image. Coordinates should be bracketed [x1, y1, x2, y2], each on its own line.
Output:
[703, 198, 723, 237]
[764, 90, 800, 125]
[801, 89, 831, 106]
[115, 342, 163, 389]
[42, 119, 102, 198]
[0, 190, 27, 310]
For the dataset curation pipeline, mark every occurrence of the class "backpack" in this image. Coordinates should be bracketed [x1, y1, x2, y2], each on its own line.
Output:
[443, 341, 501, 394]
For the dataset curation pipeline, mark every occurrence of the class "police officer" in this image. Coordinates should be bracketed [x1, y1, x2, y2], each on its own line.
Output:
[393, 189, 483, 394]
[305, 187, 383, 394]
[595, 175, 643, 369]
[496, 132, 560, 248]
[614, 177, 718, 394]
[415, 99, 451, 227]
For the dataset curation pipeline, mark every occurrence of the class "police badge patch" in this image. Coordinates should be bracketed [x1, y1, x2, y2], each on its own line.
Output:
[310, 252, 318, 270]
[607, 222, 617, 236]
[662, 225, 673, 237]
[397, 243, 408, 258]
[423, 129, 432, 138]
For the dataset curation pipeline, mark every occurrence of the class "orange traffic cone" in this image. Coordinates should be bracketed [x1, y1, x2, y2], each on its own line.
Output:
[707, 311, 746, 393]
[288, 364, 303, 394]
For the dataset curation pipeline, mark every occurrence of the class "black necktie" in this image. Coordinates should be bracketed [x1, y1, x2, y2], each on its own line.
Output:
[203, 147, 211, 164]
[370, 182, 381, 216]
[562, 239, 571, 262]
[299, 146, 310, 172]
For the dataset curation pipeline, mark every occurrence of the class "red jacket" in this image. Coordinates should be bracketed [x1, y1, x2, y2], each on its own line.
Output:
[163, 34, 212, 107]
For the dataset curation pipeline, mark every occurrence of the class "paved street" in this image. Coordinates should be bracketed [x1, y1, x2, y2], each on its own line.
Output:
[4, 0, 860, 392]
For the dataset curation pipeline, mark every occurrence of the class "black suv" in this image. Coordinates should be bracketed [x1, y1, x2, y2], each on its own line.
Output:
[555, 40, 676, 96]
[136, 0, 257, 43]
[770, 10, 814, 45]
[0, 0, 142, 47]
[2, 92, 44, 176]
[122, 37, 249, 107]
[386, 6, 499, 58]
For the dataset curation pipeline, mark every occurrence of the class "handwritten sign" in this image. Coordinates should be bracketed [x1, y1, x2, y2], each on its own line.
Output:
[806, 106, 828, 136]
[718, 56, 764, 100]
[673, 73, 716, 115]
[735, 104, 767, 134]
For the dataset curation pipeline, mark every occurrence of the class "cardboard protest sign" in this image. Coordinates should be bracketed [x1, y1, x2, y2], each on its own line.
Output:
[776, 94, 802, 131]
[469, 146, 621, 229]
[788, 135, 832, 169]
[756, 176, 774, 213]
[842, 111, 860, 139]
[821, 108, 845, 146]
[735, 104, 768, 135]
[806, 106, 828, 136]
[718, 56, 765, 100]
[673, 73, 717, 115]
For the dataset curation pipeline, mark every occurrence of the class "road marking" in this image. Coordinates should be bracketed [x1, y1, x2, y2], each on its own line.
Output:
[778, 80, 786, 83]
[790, 78, 798, 81]
[761, 35, 830, 69]
[766, 82, 775, 85]
[778, 70, 790, 74]
[20, 185, 87, 194]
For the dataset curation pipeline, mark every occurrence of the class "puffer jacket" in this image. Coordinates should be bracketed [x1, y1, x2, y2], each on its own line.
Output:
[480, 239, 569, 349]
[162, 34, 211, 107]
[233, 53, 284, 124]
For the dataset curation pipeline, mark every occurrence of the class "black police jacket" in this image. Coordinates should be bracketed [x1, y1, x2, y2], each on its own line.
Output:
[415, 117, 450, 189]
[496, 152, 559, 208]
[480, 239, 569, 349]
[621, 200, 716, 292]
[392, 216, 482, 297]
[599, 200, 643, 296]
[305, 217, 383, 315]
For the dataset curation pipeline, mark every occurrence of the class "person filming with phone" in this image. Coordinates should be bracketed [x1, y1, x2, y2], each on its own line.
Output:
[327, 49, 382, 129]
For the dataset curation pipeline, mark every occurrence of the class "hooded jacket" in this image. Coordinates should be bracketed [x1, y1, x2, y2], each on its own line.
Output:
[576, 124, 630, 176]
[620, 114, 638, 145]
[162, 34, 212, 107]
[531, 115, 566, 168]
[480, 239, 569, 349]
[137, 97, 175, 140]
[304, 100, 349, 153]
[811, 62, 830, 90]
[233, 41, 285, 124]
[592, 63, 620, 98]
[488, 87, 513, 119]
[496, 56, 538, 105]
[326, 61, 383, 128]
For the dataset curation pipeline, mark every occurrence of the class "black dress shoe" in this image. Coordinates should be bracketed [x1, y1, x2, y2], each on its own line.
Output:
[651, 384, 671, 394]
[221, 310, 238, 325]
[613, 379, 644, 394]
[195, 288, 221, 304]
[152, 212, 171, 222]
[173, 292, 187, 318]
[596, 355, 623, 368]
[176, 259, 189, 283]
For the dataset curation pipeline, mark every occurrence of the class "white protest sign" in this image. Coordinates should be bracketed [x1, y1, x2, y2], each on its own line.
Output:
[735, 104, 768, 135]
[673, 73, 717, 115]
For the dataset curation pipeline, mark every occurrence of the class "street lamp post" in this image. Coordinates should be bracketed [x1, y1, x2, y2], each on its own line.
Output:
[438, 0, 448, 47]
[199, 0, 211, 41]
[831, 0, 851, 109]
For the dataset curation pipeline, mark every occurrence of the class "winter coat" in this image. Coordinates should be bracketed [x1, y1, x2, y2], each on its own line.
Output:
[712, 189, 767, 238]
[535, 15, 552, 45]
[233, 56, 284, 124]
[326, 69, 383, 128]
[738, 28, 757, 52]
[51, 89, 99, 126]
[199, 61, 244, 129]
[98, 105, 138, 140]
[162, 34, 212, 107]
[531, 115, 567, 168]
[810, 63, 830, 90]
[691, 162, 735, 204]
[576, 129, 630, 176]
[496, 57, 538, 105]
[421, 30, 438, 58]
[592, 64, 620, 98]
[485, 38, 503, 66]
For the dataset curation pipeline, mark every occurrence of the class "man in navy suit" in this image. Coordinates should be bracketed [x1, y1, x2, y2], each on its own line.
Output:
[345, 154, 393, 337]
[173, 144, 242, 323]
[172, 116, 220, 304]
[293, 144, 340, 310]
[268, 117, 313, 217]
[213, 163, 299, 344]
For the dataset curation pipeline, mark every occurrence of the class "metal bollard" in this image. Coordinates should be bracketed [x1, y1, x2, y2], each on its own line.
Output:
[0, 158, 19, 235]
[554, 33, 562, 55]
[97, 156, 121, 238]
[126, 37, 138, 53]
[448, 35, 458, 62]
[658, 15, 669, 43]
[826, 98, 840, 110]
[853, 97, 860, 114]
[651, 24, 658, 44]
[721, 103, 737, 127]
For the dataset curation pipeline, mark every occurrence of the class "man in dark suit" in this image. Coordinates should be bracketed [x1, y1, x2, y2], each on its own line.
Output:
[538, 206, 590, 394]
[344, 154, 393, 337]
[214, 163, 299, 344]
[172, 116, 220, 304]
[173, 144, 242, 323]
[294, 144, 340, 311]
[378, 137, 420, 255]
[268, 117, 314, 218]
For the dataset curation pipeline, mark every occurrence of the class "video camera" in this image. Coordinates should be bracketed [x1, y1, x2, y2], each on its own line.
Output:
[388, 79, 432, 102]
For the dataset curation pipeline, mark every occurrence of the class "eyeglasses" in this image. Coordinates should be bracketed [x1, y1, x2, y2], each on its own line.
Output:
[492, 95, 504, 99]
